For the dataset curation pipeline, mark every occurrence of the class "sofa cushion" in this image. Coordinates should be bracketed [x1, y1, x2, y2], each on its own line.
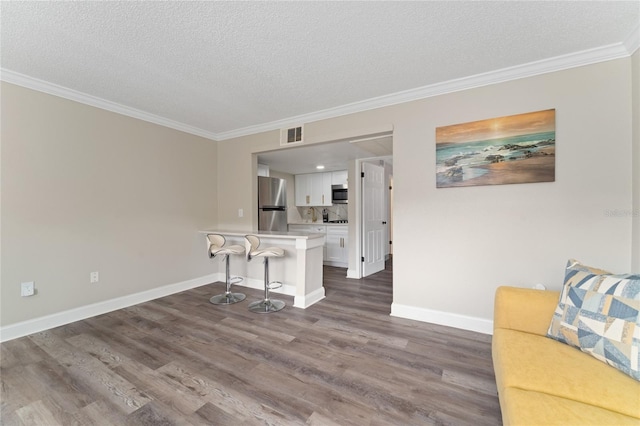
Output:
[493, 286, 560, 336]
[499, 387, 640, 426]
[546, 259, 640, 381]
[493, 328, 640, 419]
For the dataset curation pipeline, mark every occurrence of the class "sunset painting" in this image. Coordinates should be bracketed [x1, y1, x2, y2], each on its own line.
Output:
[436, 109, 556, 188]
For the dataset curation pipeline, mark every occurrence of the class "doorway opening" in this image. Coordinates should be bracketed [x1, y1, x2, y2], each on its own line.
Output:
[254, 132, 394, 300]
[354, 156, 393, 279]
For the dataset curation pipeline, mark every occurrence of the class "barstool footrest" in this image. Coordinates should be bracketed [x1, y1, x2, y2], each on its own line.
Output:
[230, 276, 243, 285]
[267, 281, 282, 290]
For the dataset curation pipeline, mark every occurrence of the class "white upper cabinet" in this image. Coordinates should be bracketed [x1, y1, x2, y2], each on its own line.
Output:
[320, 173, 332, 205]
[295, 173, 332, 206]
[257, 164, 270, 177]
[331, 170, 348, 185]
[295, 174, 311, 206]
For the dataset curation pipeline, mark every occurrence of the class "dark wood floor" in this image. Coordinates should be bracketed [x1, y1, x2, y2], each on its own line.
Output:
[1, 259, 501, 425]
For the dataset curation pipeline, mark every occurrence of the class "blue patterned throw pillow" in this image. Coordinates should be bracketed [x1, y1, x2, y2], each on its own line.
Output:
[547, 259, 640, 381]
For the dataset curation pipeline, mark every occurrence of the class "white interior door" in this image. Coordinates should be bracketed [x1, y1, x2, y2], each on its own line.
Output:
[362, 162, 385, 277]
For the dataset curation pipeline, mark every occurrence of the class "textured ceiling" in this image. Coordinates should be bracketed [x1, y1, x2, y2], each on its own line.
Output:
[1, 1, 639, 141]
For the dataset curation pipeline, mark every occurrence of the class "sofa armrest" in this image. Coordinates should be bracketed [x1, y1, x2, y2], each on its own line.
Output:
[493, 286, 560, 336]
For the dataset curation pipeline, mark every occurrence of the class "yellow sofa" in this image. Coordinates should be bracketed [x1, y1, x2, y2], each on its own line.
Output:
[492, 286, 640, 425]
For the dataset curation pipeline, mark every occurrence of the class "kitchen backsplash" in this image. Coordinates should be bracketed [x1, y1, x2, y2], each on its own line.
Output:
[290, 205, 348, 223]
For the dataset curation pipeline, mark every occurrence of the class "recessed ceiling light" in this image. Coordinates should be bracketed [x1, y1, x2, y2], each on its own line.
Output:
[316, 165, 325, 170]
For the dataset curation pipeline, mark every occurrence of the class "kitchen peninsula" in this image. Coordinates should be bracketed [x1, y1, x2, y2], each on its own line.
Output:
[288, 222, 349, 268]
[199, 229, 326, 308]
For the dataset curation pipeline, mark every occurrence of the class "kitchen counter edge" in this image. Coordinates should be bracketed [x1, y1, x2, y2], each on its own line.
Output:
[199, 229, 325, 240]
[288, 222, 348, 226]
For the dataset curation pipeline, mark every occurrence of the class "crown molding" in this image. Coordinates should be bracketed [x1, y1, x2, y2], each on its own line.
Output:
[2, 37, 635, 143]
[0, 69, 219, 141]
[623, 23, 640, 54]
[216, 41, 633, 140]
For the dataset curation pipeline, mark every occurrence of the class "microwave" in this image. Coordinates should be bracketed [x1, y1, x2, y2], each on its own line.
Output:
[331, 184, 348, 204]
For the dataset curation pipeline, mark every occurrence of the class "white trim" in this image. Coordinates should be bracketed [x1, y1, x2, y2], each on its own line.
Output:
[228, 274, 325, 309]
[0, 69, 218, 141]
[237, 276, 296, 298]
[214, 42, 633, 140]
[346, 269, 360, 279]
[228, 276, 324, 308]
[352, 159, 364, 280]
[323, 261, 348, 268]
[0, 273, 221, 343]
[390, 303, 493, 335]
[293, 287, 326, 309]
[2, 40, 635, 143]
[624, 23, 640, 54]
[0, 270, 327, 342]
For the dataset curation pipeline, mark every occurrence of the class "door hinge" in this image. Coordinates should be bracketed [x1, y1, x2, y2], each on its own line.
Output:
[361, 172, 365, 178]
[389, 240, 392, 245]
[361, 256, 365, 262]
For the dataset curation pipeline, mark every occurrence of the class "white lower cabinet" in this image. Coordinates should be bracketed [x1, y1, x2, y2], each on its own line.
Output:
[288, 224, 348, 267]
[325, 225, 348, 268]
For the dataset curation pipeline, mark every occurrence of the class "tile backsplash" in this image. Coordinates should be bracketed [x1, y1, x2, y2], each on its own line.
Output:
[290, 205, 348, 223]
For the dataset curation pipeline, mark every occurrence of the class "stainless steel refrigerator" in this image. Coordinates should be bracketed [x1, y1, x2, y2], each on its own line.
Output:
[258, 176, 287, 231]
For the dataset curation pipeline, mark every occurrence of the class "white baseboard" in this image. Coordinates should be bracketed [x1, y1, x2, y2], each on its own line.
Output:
[239, 277, 324, 309]
[346, 268, 360, 279]
[238, 276, 296, 297]
[390, 303, 493, 335]
[7, 274, 482, 343]
[293, 287, 326, 309]
[323, 261, 348, 268]
[0, 273, 222, 343]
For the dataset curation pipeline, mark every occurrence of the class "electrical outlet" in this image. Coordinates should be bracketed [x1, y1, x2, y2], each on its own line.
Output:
[90, 271, 99, 283]
[21, 281, 35, 297]
[238, 208, 244, 218]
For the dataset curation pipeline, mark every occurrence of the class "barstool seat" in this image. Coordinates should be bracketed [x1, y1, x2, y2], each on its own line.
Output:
[207, 234, 246, 305]
[245, 235, 285, 313]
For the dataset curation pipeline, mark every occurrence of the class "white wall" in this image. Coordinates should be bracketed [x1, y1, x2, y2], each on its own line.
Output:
[1, 83, 219, 330]
[391, 59, 632, 330]
[632, 49, 640, 272]
[217, 58, 634, 331]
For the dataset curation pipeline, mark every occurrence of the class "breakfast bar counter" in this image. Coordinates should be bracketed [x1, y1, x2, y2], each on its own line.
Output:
[199, 229, 326, 308]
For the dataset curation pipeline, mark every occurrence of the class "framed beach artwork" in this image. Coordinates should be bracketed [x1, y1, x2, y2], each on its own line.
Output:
[436, 109, 556, 188]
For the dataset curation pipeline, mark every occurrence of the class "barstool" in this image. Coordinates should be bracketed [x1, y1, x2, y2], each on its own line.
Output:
[244, 235, 285, 313]
[207, 234, 246, 305]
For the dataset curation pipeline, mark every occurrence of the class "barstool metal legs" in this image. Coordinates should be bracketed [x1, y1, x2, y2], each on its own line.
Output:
[248, 257, 285, 313]
[210, 255, 246, 305]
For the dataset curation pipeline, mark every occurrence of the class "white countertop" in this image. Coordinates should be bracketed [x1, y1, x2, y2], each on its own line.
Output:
[288, 222, 348, 226]
[199, 229, 325, 240]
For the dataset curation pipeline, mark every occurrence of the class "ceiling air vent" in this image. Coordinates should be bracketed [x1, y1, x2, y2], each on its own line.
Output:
[280, 125, 304, 146]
